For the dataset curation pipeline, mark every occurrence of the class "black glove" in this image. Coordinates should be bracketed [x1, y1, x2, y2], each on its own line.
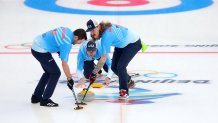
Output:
[67, 78, 74, 90]
[89, 72, 97, 84]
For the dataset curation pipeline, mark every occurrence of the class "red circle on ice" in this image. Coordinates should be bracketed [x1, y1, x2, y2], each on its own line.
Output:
[88, 0, 149, 7]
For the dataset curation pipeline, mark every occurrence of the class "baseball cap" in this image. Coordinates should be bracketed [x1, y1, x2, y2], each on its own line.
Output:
[86, 41, 97, 51]
[86, 19, 99, 32]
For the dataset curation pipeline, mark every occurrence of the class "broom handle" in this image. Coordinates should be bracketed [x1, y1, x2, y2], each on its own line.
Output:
[81, 83, 92, 101]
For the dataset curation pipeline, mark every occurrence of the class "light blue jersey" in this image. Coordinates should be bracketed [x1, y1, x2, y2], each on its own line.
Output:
[32, 27, 74, 62]
[77, 40, 113, 79]
[101, 24, 140, 54]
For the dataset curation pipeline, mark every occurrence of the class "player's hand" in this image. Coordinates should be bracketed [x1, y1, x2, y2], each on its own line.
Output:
[89, 73, 97, 84]
[75, 78, 86, 88]
[104, 77, 111, 86]
[67, 78, 74, 90]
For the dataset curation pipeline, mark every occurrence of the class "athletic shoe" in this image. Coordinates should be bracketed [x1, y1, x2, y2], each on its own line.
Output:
[128, 79, 135, 89]
[31, 94, 41, 104]
[119, 89, 129, 99]
[40, 99, 59, 107]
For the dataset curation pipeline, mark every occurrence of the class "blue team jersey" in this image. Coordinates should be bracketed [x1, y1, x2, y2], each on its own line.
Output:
[31, 27, 74, 62]
[101, 24, 140, 54]
[76, 40, 112, 79]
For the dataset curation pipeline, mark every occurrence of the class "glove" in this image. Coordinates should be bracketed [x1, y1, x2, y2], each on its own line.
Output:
[89, 72, 97, 84]
[67, 78, 74, 90]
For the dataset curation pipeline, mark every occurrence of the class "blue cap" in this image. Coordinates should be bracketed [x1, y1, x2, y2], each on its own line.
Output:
[86, 19, 99, 32]
[86, 41, 97, 51]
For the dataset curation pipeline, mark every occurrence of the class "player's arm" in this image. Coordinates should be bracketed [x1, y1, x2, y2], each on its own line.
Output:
[103, 54, 113, 85]
[88, 54, 107, 84]
[93, 54, 107, 74]
[76, 59, 86, 87]
[59, 45, 72, 79]
[76, 50, 85, 80]
[75, 45, 87, 88]
[105, 54, 113, 79]
[62, 60, 75, 90]
[62, 60, 72, 79]
[59, 44, 75, 89]
[90, 32, 111, 83]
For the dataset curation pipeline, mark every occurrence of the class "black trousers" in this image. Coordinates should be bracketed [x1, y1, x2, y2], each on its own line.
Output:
[31, 49, 61, 100]
[111, 39, 142, 93]
[83, 59, 108, 79]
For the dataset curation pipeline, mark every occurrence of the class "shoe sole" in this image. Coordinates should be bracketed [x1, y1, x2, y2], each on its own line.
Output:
[40, 103, 59, 107]
[40, 104, 59, 107]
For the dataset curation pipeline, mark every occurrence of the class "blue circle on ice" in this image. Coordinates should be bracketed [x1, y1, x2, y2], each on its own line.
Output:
[24, 0, 213, 15]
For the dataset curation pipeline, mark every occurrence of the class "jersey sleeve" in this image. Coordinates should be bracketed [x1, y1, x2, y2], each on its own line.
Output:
[59, 44, 71, 62]
[57, 27, 72, 62]
[76, 48, 85, 80]
[101, 31, 113, 54]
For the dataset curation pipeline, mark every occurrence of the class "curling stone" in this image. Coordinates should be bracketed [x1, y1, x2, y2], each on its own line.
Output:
[77, 90, 95, 102]
[91, 83, 103, 88]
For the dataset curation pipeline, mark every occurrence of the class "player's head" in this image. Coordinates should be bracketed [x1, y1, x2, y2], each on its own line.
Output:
[86, 41, 97, 58]
[86, 19, 112, 40]
[86, 19, 100, 41]
[73, 28, 87, 44]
